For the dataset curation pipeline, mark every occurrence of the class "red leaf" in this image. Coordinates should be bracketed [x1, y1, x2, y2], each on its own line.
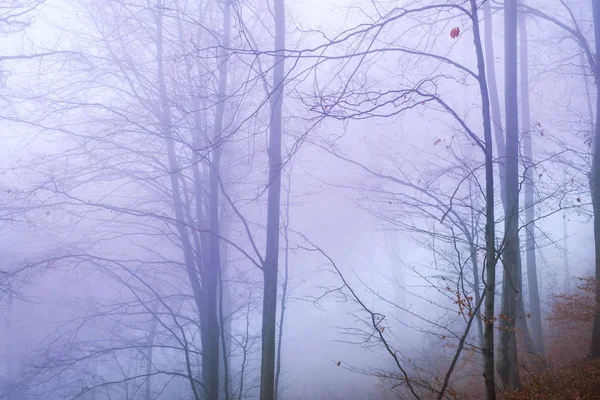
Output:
[450, 27, 460, 39]
[434, 138, 442, 145]
[336, 361, 341, 366]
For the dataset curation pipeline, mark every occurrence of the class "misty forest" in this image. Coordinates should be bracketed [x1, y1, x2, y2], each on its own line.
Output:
[3, 0, 600, 399]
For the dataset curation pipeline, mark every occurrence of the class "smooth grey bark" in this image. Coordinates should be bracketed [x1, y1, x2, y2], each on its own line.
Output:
[497, 0, 521, 390]
[203, 2, 231, 399]
[218, 178, 233, 400]
[156, 5, 202, 399]
[144, 304, 159, 400]
[274, 169, 292, 400]
[485, 0, 535, 363]
[466, 175, 484, 352]
[518, 7, 545, 356]
[260, 0, 285, 398]
[469, 1, 497, 398]
[590, 0, 600, 359]
[483, 0, 507, 207]
[468, 241, 484, 351]
[515, 245, 536, 355]
[219, 202, 233, 400]
[218, 259, 231, 400]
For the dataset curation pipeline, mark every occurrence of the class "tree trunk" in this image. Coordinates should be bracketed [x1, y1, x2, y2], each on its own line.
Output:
[497, 0, 521, 390]
[469, 1, 497, 398]
[515, 246, 536, 354]
[203, 1, 232, 398]
[144, 305, 159, 400]
[589, 0, 600, 359]
[467, 177, 484, 352]
[483, 0, 507, 206]
[260, 0, 285, 399]
[274, 170, 292, 400]
[518, 7, 545, 356]
[486, 0, 534, 365]
[218, 191, 233, 400]
[156, 4, 203, 398]
[469, 241, 485, 351]
[219, 204, 233, 400]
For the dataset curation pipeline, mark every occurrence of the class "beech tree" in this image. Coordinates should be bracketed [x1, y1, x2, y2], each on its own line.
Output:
[519, 3, 545, 357]
[517, 0, 600, 359]
[497, 0, 522, 390]
[591, 0, 600, 359]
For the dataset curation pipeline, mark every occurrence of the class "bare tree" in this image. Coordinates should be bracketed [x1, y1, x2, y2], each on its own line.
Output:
[260, 0, 285, 398]
[497, 0, 522, 390]
[589, 0, 600, 359]
[519, 3, 545, 357]
[302, 1, 500, 397]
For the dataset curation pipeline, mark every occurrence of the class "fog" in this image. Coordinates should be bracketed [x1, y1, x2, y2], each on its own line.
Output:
[0, 0, 598, 399]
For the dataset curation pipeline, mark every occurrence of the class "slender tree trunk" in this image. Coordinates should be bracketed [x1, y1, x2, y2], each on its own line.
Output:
[218, 260, 231, 400]
[483, 0, 507, 206]
[203, 2, 232, 398]
[469, 242, 485, 351]
[469, 1, 497, 398]
[468, 177, 484, 352]
[497, 0, 521, 390]
[486, 0, 534, 364]
[515, 247, 536, 354]
[589, 0, 600, 359]
[155, 5, 202, 400]
[144, 304, 159, 400]
[274, 170, 292, 400]
[260, 0, 285, 399]
[219, 203, 233, 400]
[519, 7, 545, 356]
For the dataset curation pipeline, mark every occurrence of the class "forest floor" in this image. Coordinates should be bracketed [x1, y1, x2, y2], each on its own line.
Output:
[502, 357, 600, 399]
[498, 277, 600, 399]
